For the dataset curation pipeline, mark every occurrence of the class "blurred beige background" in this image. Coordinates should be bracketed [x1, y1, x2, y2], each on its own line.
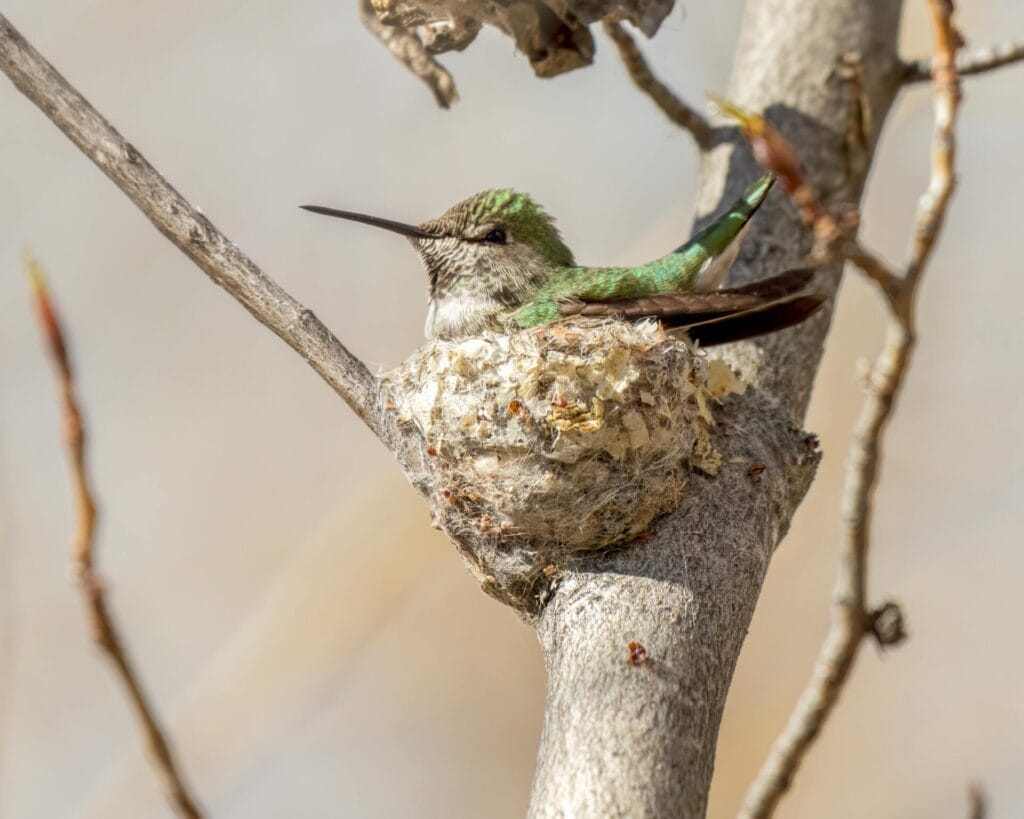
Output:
[2, 2, 1023, 817]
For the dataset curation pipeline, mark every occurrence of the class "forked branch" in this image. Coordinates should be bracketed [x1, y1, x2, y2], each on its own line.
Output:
[27, 258, 204, 819]
[905, 38, 1024, 83]
[739, 1, 963, 815]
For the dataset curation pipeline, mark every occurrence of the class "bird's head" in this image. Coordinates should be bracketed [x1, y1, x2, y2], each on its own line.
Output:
[302, 188, 574, 337]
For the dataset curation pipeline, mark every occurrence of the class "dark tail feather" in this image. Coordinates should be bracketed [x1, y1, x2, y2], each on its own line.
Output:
[717, 267, 816, 299]
[559, 267, 825, 345]
[562, 268, 820, 322]
[672, 294, 826, 346]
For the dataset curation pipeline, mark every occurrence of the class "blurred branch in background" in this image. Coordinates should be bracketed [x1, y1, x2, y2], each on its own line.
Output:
[25, 256, 204, 819]
[358, 0, 459, 109]
[601, 20, 711, 148]
[358, 0, 599, 82]
[904, 38, 1024, 83]
[735, 1, 965, 815]
[968, 783, 987, 819]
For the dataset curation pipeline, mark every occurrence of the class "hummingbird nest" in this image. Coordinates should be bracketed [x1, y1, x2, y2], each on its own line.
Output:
[385, 319, 730, 606]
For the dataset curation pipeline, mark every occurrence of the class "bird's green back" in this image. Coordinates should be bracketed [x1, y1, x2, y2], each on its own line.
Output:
[508, 174, 774, 329]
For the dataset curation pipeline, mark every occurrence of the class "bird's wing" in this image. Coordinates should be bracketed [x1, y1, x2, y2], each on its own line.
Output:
[672, 295, 825, 346]
[558, 268, 824, 346]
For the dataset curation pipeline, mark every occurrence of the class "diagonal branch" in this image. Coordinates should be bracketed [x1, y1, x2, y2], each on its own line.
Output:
[739, 1, 963, 815]
[27, 257, 204, 819]
[904, 39, 1024, 83]
[0, 13, 417, 468]
[602, 20, 712, 148]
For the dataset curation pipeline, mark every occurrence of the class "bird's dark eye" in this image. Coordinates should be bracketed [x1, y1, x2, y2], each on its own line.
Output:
[482, 228, 507, 244]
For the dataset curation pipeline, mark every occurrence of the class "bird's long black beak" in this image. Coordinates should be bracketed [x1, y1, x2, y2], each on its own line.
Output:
[300, 205, 441, 240]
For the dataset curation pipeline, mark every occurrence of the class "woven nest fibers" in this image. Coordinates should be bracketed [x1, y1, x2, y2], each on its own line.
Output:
[386, 319, 724, 555]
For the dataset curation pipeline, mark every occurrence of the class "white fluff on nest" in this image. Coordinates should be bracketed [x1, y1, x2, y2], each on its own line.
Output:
[385, 319, 735, 554]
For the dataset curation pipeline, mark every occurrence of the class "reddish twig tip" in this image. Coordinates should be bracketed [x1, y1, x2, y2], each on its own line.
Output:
[26, 257, 204, 819]
[25, 253, 71, 380]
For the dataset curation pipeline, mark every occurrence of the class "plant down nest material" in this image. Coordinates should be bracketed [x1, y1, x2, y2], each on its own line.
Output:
[386, 319, 723, 556]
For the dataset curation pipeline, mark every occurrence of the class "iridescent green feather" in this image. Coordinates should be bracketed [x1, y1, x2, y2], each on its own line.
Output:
[468, 188, 575, 267]
[507, 174, 774, 329]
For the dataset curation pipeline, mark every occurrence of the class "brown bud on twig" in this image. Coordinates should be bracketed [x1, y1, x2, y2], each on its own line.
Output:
[869, 601, 908, 648]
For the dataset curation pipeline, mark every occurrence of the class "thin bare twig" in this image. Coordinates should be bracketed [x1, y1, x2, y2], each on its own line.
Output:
[26, 256, 204, 819]
[967, 783, 986, 819]
[739, 2, 963, 816]
[0, 14, 422, 476]
[838, 239, 903, 302]
[359, 0, 459, 109]
[905, 39, 1024, 83]
[602, 20, 712, 148]
[904, 0, 962, 296]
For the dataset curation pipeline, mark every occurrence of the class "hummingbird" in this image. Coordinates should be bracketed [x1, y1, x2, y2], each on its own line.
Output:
[301, 174, 823, 345]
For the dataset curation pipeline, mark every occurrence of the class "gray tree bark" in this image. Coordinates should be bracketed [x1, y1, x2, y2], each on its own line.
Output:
[528, 1, 905, 815]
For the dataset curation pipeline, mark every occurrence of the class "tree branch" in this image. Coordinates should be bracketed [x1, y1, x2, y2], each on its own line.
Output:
[358, 0, 459, 109]
[0, 13, 422, 477]
[968, 783, 987, 819]
[602, 20, 712, 148]
[739, 319, 913, 819]
[530, 1, 909, 814]
[740, 2, 963, 815]
[26, 258, 204, 819]
[904, 39, 1024, 83]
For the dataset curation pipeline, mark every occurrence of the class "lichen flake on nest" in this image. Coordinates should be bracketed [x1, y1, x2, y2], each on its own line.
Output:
[385, 319, 727, 554]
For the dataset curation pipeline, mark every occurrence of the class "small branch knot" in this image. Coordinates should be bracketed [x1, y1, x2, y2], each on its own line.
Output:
[868, 601, 907, 647]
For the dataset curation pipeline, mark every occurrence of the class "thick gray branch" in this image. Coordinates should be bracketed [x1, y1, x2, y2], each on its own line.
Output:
[529, 1, 905, 816]
[532, 393, 819, 817]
